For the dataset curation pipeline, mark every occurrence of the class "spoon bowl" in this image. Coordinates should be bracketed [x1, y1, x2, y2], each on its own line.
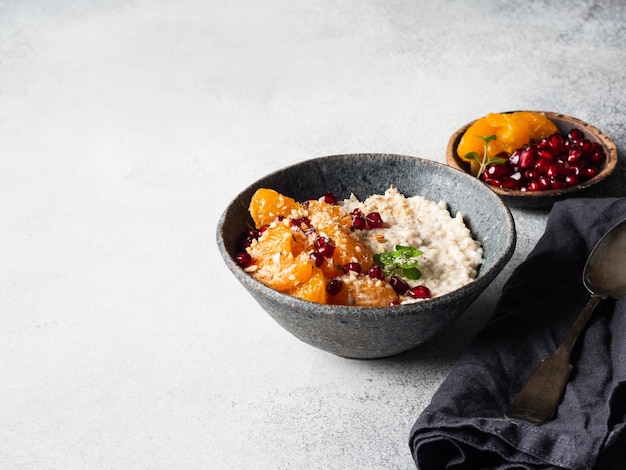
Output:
[505, 217, 626, 424]
[584, 218, 626, 299]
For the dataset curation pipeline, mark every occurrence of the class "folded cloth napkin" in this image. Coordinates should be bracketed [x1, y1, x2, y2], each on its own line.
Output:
[409, 198, 626, 470]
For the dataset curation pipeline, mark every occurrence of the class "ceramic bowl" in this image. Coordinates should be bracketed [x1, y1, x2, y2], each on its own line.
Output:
[216, 154, 516, 359]
[446, 111, 618, 209]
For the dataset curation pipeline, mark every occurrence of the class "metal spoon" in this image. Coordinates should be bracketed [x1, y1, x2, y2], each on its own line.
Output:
[505, 217, 626, 425]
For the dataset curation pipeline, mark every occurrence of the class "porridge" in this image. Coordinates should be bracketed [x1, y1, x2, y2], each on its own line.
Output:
[235, 186, 483, 306]
[340, 185, 483, 299]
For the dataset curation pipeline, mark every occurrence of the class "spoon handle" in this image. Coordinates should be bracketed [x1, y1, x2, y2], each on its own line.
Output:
[504, 293, 604, 425]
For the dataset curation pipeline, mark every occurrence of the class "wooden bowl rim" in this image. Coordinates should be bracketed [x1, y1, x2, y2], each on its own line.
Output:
[446, 111, 618, 199]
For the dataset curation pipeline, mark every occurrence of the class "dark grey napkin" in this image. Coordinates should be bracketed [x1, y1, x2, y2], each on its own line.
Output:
[409, 198, 626, 470]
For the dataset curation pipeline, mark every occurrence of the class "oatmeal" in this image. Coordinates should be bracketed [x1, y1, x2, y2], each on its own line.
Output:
[236, 186, 483, 306]
[339, 186, 483, 300]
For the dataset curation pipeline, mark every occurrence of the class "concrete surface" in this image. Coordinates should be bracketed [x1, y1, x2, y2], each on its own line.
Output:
[1, 1, 625, 469]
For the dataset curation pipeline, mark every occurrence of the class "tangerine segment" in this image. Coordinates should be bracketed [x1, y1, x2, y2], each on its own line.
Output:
[456, 118, 498, 175]
[305, 200, 352, 231]
[290, 267, 327, 303]
[248, 224, 293, 256]
[327, 275, 399, 306]
[326, 280, 350, 305]
[348, 276, 399, 306]
[305, 199, 374, 274]
[457, 112, 558, 175]
[514, 111, 558, 139]
[252, 250, 313, 292]
[485, 113, 530, 154]
[247, 225, 313, 292]
[249, 188, 299, 229]
[323, 225, 374, 272]
[319, 257, 345, 279]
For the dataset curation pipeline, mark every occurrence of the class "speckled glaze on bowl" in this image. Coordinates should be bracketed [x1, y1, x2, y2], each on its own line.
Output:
[216, 154, 516, 359]
[446, 111, 618, 209]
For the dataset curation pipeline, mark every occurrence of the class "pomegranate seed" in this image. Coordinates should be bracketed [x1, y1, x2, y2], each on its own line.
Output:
[587, 142, 601, 156]
[344, 262, 362, 274]
[568, 164, 582, 176]
[581, 140, 594, 157]
[318, 244, 335, 258]
[534, 157, 551, 174]
[568, 128, 584, 142]
[320, 192, 338, 204]
[241, 229, 262, 249]
[310, 252, 324, 267]
[526, 180, 541, 192]
[326, 279, 343, 296]
[537, 148, 554, 160]
[485, 177, 503, 187]
[547, 164, 560, 178]
[407, 285, 432, 299]
[538, 175, 551, 190]
[536, 138, 550, 150]
[389, 300, 401, 306]
[366, 212, 383, 229]
[351, 208, 363, 217]
[236, 251, 252, 268]
[548, 133, 564, 152]
[509, 149, 522, 166]
[290, 217, 311, 230]
[582, 166, 599, 179]
[568, 147, 583, 163]
[501, 178, 519, 190]
[590, 151, 606, 166]
[485, 162, 508, 178]
[478, 128, 602, 193]
[519, 146, 538, 169]
[524, 169, 537, 180]
[367, 265, 385, 280]
[389, 276, 410, 294]
[315, 237, 335, 257]
[351, 215, 367, 231]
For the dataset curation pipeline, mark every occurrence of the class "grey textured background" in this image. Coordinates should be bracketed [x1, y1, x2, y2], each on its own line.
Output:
[2, 0, 625, 468]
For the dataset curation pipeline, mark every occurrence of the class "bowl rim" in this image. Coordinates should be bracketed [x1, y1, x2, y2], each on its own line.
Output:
[216, 153, 517, 317]
[445, 111, 618, 199]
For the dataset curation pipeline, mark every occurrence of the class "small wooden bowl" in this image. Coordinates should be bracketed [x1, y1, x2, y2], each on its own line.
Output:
[446, 111, 618, 209]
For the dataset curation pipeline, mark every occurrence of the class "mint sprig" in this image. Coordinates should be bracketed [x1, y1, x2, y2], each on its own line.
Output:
[373, 245, 423, 280]
[463, 134, 507, 178]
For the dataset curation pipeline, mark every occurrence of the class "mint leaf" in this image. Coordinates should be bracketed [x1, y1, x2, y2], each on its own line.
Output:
[479, 134, 497, 145]
[402, 266, 422, 280]
[464, 134, 501, 179]
[374, 245, 423, 280]
[487, 155, 507, 165]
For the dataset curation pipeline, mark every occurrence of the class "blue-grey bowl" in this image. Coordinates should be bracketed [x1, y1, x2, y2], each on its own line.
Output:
[216, 154, 516, 359]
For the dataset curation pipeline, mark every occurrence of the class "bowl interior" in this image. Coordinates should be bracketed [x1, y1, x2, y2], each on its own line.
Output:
[219, 153, 515, 296]
[446, 111, 618, 208]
